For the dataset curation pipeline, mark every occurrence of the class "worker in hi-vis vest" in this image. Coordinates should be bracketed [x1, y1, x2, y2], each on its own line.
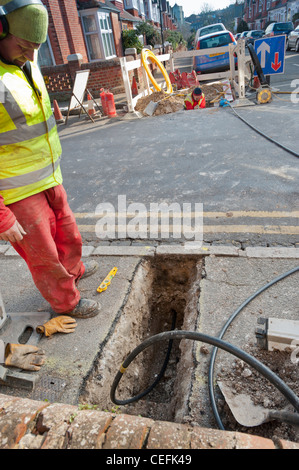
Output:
[184, 87, 206, 110]
[0, 0, 100, 371]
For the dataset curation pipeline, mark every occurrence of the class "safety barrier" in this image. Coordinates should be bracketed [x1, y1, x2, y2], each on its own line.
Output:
[120, 50, 172, 113]
[120, 41, 252, 113]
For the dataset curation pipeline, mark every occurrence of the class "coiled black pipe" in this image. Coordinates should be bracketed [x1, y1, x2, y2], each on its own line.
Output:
[110, 309, 177, 405]
[111, 329, 299, 415]
[208, 265, 299, 430]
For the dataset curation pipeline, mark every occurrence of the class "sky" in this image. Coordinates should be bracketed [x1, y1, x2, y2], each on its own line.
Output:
[169, 0, 236, 18]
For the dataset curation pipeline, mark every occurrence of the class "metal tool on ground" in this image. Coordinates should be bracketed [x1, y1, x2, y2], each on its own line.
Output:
[218, 381, 299, 428]
[144, 100, 159, 116]
[97, 267, 118, 293]
[144, 92, 186, 116]
[0, 288, 51, 390]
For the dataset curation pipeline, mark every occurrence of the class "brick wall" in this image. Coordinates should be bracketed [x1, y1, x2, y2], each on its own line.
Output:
[1, 393, 299, 449]
[42, 0, 88, 65]
[42, 63, 72, 98]
[41, 55, 147, 102]
[42, 59, 124, 102]
[83, 59, 125, 95]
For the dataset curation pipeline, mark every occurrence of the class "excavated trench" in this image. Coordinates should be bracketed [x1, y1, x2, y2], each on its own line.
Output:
[80, 256, 202, 423]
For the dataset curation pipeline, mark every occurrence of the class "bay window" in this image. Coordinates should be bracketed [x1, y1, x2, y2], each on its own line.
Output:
[81, 10, 116, 61]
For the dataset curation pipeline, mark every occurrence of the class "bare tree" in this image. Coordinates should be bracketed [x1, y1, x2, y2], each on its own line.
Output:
[200, 3, 213, 14]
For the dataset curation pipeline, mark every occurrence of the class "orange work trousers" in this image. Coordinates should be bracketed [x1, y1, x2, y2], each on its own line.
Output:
[8, 185, 84, 314]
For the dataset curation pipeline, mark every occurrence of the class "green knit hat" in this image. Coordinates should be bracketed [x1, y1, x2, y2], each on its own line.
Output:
[0, 0, 48, 43]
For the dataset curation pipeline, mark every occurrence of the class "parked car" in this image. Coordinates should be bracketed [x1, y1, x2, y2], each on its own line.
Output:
[245, 30, 264, 46]
[194, 23, 226, 48]
[240, 31, 249, 39]
[264, 21, 294, 38]
[193, 30, 237, 74]
[235, 33, 241, 40]
[286, 25, 299, 52]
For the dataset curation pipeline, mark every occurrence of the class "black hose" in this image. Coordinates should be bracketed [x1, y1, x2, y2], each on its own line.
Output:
[247, 43, 268, 86]
[111, 309, 177, 405]
[111, 329, 299, 415]
[228, 104, 299, 159]
[208, 265, 299, 430]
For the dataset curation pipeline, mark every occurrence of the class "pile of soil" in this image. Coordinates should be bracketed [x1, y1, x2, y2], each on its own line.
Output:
[216, 344, 299, 443]
[135, 83, 226, 117]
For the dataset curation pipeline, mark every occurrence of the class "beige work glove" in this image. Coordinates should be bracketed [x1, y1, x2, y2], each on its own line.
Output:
[36, 315, 77, 337]
[5, 343, 46, 371]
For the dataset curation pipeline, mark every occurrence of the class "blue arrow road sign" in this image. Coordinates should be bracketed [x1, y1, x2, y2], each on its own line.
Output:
[254, 35, 286, 76]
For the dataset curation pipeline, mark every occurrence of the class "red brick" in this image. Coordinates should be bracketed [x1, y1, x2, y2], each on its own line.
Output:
[147, 421, 191, 449]
[0, 394, 49, 449]
[191, 426, 236, 449]
[38, 403, 78, 449]
[275, 438, 299, 449]
[68, 409, 113, 449]
[103, 414, 154, 449]
[234, 431, 276, 449]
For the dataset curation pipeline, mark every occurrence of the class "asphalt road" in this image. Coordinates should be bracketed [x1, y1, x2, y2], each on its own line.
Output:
[57, 50, 299, 248]
[270, 50, 299, 86]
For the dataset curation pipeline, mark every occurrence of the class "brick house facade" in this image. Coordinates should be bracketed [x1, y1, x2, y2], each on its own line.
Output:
[39, 0, 176, 102]
[244, 0, 299, 30]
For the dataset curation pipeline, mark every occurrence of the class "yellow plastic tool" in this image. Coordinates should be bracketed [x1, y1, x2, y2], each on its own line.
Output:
[97, 267, 118, 293]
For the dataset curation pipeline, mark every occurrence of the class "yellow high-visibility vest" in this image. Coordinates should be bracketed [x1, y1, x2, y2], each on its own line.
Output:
[0, 57, 62, 205]
[184, 92, 205, 109]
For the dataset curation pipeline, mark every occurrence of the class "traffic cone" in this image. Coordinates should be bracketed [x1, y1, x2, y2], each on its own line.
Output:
[53, 100, 64, 123]
[87, 93, 96, 117]
[132, 76, 138, 97]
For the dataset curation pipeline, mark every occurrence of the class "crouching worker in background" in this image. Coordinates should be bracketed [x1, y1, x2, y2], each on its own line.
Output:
[184, 87, 206, 110]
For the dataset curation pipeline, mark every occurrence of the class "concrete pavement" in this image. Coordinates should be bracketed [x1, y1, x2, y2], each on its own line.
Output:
[0, 242, 298, 448]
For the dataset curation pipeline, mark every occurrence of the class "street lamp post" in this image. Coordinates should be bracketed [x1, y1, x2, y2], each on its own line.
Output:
[158, 0, 165, 53]
[152, 0, 165, 52]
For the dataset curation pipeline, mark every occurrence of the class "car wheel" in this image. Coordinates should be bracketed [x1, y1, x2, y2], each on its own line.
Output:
[296, 40, 299, 53]
[286, 39, 290, 51]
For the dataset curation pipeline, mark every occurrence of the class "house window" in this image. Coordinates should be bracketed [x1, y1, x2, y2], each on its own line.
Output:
[81, 11, 116, 61]
[98, 12, 116, 58]
[37, 36, 55, 67]
[124, 0, 139, 9]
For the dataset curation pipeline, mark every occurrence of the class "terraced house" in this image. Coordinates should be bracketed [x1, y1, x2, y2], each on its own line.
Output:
[38, 0, 177, 100]
[244, 0, 299, 30]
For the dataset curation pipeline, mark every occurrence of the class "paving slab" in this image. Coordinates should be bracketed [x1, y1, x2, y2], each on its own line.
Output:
[0, 249, 298, 432]
[190, 255, 299, 429]
[0, 253, 142, 404]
